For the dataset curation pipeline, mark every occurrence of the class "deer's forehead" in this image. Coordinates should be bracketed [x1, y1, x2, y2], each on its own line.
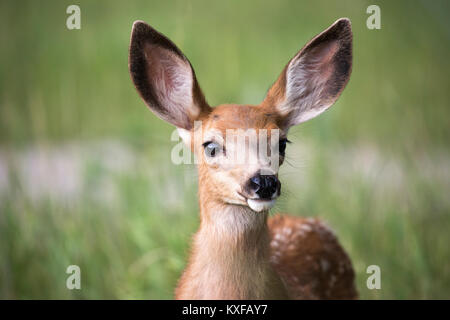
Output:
[203, 104, 281, 133]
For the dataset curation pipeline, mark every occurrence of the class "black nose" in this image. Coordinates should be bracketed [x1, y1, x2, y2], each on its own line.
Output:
[249, 174, 280, 200]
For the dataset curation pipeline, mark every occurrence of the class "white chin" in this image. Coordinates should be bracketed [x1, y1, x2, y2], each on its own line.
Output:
[247, 199, 276, 212]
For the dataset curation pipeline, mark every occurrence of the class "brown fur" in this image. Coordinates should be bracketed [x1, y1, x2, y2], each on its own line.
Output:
[174, 104, 357, 299]
[129, 18, 357, 300]
[175, 203, 288, 299]
[269, 215, 357, 299]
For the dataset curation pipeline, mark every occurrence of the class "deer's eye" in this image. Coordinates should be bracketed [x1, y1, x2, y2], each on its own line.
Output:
[279, 139, 290, 156]
[203, 141, 221, 158]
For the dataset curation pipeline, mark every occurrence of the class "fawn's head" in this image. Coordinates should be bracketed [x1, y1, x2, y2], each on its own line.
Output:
[129, 18, 352, 213]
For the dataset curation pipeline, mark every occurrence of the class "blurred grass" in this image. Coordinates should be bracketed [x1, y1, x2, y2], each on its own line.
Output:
[0, 0, 449, 299]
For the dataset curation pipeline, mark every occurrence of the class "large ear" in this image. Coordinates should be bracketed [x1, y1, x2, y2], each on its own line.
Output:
[262, 18, 352, 129]
[129, 21, 210, 130]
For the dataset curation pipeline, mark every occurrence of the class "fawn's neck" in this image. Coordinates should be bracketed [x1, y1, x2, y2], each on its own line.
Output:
[175, 191, 287, 299]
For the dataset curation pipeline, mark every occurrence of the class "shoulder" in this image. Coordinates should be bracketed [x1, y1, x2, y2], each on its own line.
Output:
[268, 214, 358, 299]
[268, 215, 340, 253]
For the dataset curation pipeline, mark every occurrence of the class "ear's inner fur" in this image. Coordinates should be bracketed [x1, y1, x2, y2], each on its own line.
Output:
[143, 43, 196, 128]
[263, 18, 353, 129]
[129, 21, 209, 130]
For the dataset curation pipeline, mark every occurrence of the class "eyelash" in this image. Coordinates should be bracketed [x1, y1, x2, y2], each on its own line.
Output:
[279, 138, 291, 155]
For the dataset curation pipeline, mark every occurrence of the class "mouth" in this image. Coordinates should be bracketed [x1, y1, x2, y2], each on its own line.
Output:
[237, 192, 277, 212]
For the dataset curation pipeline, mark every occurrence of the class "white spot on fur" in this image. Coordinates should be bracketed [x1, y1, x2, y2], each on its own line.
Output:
[320, 258, 330, 272]
[300, 223, 312, 232]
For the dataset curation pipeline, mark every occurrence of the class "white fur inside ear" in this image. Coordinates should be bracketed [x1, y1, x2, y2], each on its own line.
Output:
[146, 44, 201, 128]
[277, 38, 341, 127]
[278, 54, 331, 124]
[293, 102, 332, 123]
[177, 128, 191, 145]
[156, 52, 194, 114]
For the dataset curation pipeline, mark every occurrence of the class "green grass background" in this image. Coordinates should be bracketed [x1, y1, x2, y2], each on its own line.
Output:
[0, 0, 449, 299]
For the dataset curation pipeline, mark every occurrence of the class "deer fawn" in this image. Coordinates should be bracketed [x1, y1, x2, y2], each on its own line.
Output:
[129, 18, 357, 299]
